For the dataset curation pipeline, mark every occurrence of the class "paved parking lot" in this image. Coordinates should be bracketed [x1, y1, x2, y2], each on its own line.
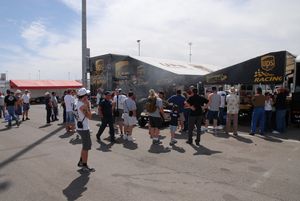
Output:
[0, 105, 299, 201]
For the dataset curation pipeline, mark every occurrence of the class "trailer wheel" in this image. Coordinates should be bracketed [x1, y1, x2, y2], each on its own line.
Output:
[138, 117, 147, 127]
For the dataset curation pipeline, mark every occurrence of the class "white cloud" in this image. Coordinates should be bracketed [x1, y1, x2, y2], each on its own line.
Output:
[1, 0, 300, 81]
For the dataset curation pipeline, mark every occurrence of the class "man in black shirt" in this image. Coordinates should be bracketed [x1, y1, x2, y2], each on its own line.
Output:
[185, 88, 208, 145]
[96, 91, 116, 143]
[4, 89, 19, 127]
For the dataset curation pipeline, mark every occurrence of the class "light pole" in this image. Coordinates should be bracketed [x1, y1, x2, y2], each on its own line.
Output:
[137, 40, 141, 56]
[82, 0, 88, 87]
[188, 42, 192, 63]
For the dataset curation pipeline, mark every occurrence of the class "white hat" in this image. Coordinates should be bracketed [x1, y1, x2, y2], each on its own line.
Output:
[78, 88, 90, 96]
[45, 92, 50, 95]
[15, 89, 22, 94]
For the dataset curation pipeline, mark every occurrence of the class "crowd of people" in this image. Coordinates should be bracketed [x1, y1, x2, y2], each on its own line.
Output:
[0, 85, 289, 173]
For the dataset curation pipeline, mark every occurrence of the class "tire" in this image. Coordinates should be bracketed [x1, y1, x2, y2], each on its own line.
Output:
[138, 117, 147, 127]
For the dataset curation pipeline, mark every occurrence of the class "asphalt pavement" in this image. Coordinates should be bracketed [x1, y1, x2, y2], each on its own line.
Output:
[0, 105, 299, 201]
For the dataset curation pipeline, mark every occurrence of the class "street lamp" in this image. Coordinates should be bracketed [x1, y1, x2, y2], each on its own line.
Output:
[188, 42, 192, 63]
[137, 40, 141, 56]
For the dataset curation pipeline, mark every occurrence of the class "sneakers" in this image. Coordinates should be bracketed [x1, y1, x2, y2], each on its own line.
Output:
[123, 134, 128, 140]
[80, 166, 95, 173]
[195, 140, 200, 146]
[26, 117, 30, 120]
[249, 132, 255, 136]
[186, 140, 192, 144]
[169, 139, 177, 146]
[233, 132, 238, 136]
[152, 139, 162, 145]
[127, 136, 135, 142]
[272, 130, 280, 134]
[77, 161, 83, 167]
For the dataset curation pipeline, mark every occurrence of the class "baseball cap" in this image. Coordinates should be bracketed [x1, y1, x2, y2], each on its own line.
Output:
[78, 88, 90, 96]
[45, 92, 50, 95]
[15, 89, 22, 94]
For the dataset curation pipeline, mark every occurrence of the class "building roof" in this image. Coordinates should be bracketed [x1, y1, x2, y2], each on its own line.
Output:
[130, 56, 217, 75]
[10, 80, 82, 90]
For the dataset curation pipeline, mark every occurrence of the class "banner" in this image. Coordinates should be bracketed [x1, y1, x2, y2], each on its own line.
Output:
[203, 51, 287, 85]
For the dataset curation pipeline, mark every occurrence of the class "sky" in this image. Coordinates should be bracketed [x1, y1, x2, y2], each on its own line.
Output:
[0, 0, 300, 80]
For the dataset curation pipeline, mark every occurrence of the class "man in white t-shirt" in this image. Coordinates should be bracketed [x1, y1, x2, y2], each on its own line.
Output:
[64, 89, 75, 133]
[22, 89, 31, 121]
[75, 88, 95, 173]
[112, 88, 127, 135]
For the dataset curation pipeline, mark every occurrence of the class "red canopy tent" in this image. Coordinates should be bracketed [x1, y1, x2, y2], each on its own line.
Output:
[10, 80, 82, 90]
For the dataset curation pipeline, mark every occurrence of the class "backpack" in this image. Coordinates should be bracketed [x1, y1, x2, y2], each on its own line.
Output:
[145, 97, 157, 113]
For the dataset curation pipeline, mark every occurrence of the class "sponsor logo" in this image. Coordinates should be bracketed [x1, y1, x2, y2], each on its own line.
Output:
[206, 74, 228, 83]
[254, 55, 282, 83]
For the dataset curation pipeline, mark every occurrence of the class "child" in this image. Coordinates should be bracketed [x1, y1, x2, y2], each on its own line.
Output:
[169, 105, 179, 145]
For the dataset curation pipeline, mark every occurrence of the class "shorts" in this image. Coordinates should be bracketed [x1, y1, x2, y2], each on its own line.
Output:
[122, 113, 137, 126]
[66, 111, 75, 123]
[77, 130, 91, 150]
[170, 125, 177, 133]
[23, 103, 30, 111]
[114, 109, 124, 123]
[206, 110, 219, 121]
[149, 116, 162, 128]
[179, 112, 185, 121]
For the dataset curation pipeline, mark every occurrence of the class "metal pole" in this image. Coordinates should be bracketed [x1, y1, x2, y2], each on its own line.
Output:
[82, 0, 87, 87]
[188, 42, 192, 63]
[137, 40, 141, 56]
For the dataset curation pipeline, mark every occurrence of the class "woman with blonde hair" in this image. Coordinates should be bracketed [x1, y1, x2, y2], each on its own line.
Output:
[146, 89, 165, 144]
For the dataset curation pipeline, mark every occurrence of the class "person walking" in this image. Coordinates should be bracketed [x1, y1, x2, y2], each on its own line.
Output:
[167, 89, 186, 132]
[250, 87, 266, 135]
[272, 87, 287, 134]
[205, 87, 221, 132]
[96, 91, 116, 143]
[61, 91, 67, 124]
[51, 92, 59, 121]
[264, 92, 273, 133]
[146, 89, 165, 145]
[217, 87, 227, 129]
[75, 88, 95, 173]
[14, 90, 23, 124]
[44, 92, 52, 124]
[4, 89, 19, 127]
[122, 91, 137, 141]
[112, 88, 126, 136]
[22, 90, 30, 121]
[169, 105, 179, 145]
[64, 89, 75, 132]
[0, 92, 5, 119]
[226, 87, 240, 135]
[185, 88, 208, 145]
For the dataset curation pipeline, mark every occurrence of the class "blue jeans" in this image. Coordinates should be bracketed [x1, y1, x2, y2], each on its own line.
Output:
[218, 107, 225, 125]
[7, 106, 18, 125]
[276, 109, 286, 133]
[251, 107, 265, 133]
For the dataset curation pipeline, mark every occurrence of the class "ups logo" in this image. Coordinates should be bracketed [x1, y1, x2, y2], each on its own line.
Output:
[261, 55, 275, 71]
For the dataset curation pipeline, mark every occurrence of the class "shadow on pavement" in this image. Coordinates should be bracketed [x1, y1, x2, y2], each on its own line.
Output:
[0, 126, 65, 170]
[62, 173, 90, 201]
[96, 140, 112, 152]
[60, 132, 75, 139]
[69, 135, 82, 145]
[190, 144, 222, 156]
[231, 135, 253, 144]
[259, 135, 283, 143]
[171, 144, 185, 153]
[0, 179, 12, 193]
[123, 141, 138, 150]
[148, 144, 171, 154]
[39, 124, 52, 128]
[174, 133, 187, 139]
